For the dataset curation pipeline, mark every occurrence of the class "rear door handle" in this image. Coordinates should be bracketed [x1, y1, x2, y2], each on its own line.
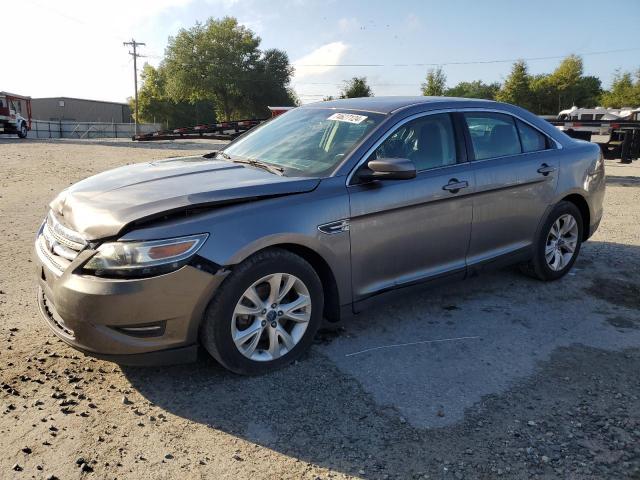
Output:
[537, 163, 556, 176]
[442, 179, 469, 193]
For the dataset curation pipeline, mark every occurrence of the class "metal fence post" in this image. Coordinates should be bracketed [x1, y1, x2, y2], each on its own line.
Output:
[620, 130, 632, 164]
[631, 130, 640, 161]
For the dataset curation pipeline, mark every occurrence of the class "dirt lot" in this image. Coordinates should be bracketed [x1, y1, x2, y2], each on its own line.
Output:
[1, 138, 639, 480]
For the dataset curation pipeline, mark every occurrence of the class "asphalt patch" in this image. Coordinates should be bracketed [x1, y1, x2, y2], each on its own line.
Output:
[606, 315, 639, 330]
[585, 276, 640, 310]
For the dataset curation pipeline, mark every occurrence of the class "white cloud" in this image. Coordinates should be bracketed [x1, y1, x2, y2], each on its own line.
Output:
[4, 0, 194, 103]
[292, 41, 349, 80]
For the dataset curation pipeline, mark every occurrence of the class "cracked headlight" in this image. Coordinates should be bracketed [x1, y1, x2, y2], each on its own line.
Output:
[83, 234, 208, 278]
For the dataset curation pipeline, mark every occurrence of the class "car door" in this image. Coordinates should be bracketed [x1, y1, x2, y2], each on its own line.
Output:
[347, 112, 475, 303]
[462, 111, 559, 267]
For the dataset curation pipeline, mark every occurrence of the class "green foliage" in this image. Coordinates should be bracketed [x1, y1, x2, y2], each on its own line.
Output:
[495, 60, 534, 110]
[600, 70, 640, 108]
[158, 16, 295, 121]
[340, 77, 373, 98]
[548, 55, 601, 111]
[529, 74, 558, 115]
[134, 63, 217, 129]
[421, 67, 447, 96]
[444, 80, 499, 100]
[493, 56, 603, 114]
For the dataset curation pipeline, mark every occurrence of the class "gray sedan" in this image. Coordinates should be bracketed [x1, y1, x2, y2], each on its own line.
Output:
[35, 97, 605, 374]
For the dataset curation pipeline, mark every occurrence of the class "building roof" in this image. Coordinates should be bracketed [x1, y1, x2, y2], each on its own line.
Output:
[32, 96, 128, 106]
[301, 96, 497, 114]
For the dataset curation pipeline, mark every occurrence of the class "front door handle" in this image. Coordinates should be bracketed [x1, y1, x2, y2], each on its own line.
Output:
[537, 163, 556, 176]
[442, 178, 469, 193]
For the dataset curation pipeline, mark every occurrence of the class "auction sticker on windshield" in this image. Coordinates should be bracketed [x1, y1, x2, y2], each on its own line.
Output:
[327, 113, 368, 124]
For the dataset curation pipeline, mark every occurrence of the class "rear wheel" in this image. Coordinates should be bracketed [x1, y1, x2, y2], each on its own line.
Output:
[17, 122, 28, 139]
[201, 248, 323, 375]
[520, 201, 583, 281]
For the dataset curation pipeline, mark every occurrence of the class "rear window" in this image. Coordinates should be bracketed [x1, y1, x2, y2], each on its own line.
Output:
[516, 119, 548, 153]
[464, 113, 521, 160]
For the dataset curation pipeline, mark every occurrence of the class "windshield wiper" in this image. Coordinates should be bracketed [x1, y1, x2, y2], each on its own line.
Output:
[205, 150, 285, 176]
[230, 157, 285, 176]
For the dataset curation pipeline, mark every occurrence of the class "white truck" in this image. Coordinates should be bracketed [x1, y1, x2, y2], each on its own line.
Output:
[0, 91, 31, 138]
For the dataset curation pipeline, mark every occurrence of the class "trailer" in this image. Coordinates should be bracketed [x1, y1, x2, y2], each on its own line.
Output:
[548, 117, 640, 163]
[0, 91, 32, 138]
[134, 118, 264, 141]
[133, 106, 294, 141]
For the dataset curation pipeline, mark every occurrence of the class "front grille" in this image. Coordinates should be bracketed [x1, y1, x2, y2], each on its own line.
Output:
[37, 211, 87, 276]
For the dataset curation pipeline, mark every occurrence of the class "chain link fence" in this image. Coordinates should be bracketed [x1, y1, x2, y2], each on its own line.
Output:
[29, 120, 161, 139]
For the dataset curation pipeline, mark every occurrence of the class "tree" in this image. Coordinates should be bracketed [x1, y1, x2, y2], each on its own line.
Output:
[544, 55, 601, 111]
[444, 80, 499, 100]
[162, 17, 295, 120]
[575, 75, 602, 108]
[530, 74, 558, 115]
[421, 67, 446, 96]
[495, 60, 534, 110]
[340, 77, 373, 98]
[600, 69, 640, 108]
[549, 54, 583, 110]
[134, 63, 217, 129]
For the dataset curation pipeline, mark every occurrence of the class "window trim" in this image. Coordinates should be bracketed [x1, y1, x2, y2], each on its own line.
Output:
[515, 118, 551, 154]
[346, 108, 561, 185]
[368, 112, 460, 175]
[347, 111, 465, 186]
[463, 111, 523, 161]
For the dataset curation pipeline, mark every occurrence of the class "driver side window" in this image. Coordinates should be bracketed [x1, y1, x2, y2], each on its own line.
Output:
[371, 113, 457, 171]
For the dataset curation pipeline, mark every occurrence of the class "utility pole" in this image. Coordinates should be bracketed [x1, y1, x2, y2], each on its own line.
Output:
[123, 38, 146, 136]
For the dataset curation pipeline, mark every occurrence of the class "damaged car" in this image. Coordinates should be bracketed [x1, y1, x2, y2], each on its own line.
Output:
[35, 97, 605, 374]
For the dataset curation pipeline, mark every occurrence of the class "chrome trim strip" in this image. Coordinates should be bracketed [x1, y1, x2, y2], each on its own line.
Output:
[47, 211, 86, 250]
[36, 236, 67, 276]
[345, 107, 562, 186]
[318, 219, 350, 235]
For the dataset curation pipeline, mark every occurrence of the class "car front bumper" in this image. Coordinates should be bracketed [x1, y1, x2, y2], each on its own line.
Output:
[35, 241, 228, 365]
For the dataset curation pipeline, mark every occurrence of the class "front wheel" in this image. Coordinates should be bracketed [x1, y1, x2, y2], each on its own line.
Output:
[520, 201, 583, 281]
[17, 122, 28, 138]
[201, 248, 323, 375]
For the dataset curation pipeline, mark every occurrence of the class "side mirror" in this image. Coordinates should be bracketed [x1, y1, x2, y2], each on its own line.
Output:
[361, 157, 416, 181]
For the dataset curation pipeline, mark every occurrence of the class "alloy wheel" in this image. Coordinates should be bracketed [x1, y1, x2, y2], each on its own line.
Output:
[545, 213, 579, 271]
[231, 273, 312, 361]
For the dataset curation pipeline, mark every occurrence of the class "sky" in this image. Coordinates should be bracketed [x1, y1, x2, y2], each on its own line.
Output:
[3, 0, 640, 105]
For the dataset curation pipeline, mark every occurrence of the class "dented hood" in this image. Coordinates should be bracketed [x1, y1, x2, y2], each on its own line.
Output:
[49, 156, 320, 240]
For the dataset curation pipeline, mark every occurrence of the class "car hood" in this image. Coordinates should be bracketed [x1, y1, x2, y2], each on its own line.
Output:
[49, 156, 320, 240]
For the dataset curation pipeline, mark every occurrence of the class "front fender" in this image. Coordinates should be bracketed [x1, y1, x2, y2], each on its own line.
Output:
[117, 176, 353, 307]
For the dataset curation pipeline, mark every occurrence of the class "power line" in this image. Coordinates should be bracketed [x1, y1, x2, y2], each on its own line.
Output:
[123, 39, 146, 136]
[293, 47, 640, 67]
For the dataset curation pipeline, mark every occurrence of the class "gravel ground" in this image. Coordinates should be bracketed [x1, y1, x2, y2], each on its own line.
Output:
[1, 138, 639, 479]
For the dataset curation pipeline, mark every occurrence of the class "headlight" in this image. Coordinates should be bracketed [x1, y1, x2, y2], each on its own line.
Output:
[83, 234, 208, 278]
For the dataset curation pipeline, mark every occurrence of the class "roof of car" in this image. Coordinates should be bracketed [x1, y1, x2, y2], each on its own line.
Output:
[300, 96, 498, 115]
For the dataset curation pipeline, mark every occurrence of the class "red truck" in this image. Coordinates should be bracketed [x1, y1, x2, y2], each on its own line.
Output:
[0, 91, 32, 138]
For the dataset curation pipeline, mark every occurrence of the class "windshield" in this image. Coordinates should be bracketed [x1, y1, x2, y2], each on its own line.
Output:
[222, 108, 384, 177]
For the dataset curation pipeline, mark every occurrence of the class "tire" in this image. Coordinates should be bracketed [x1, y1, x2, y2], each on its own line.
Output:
[520, 201, 583, 281]
[200, 248, 324, 375]
[17, 122, 28, 139]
